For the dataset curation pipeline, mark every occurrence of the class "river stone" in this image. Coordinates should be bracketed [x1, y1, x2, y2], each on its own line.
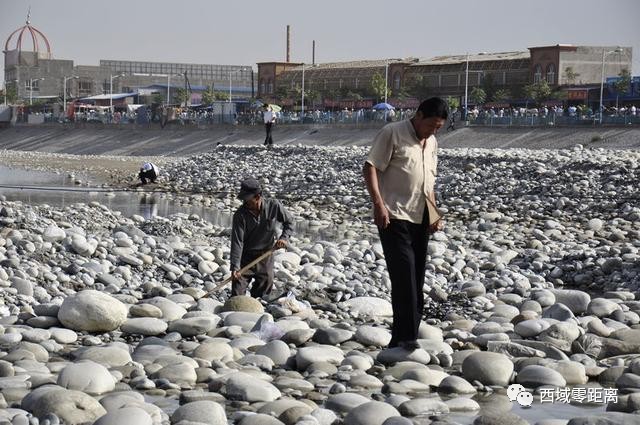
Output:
[549, 360, 588, 385]
[461, 281, 486, 298]
[343, 401, 400, 425]
[121, 318, 168, 336]
[325, 393, 370, 414]
[539, 322, 581, 352]
[43, 225, 66, 242]
[474, 412, 528, 425]
[145, 297, 187, 321]
[296, 345, 345, 370]
[354, 326, 392, 347]
[548, 289, 591, 314]
[598, 329, 640, 358]
[151, 362, 197, 387]
[340, 297, 393, 318]
[57, 360, 116, 395]
[282, 328, 315, 346]
[10, 277, 33, 297]
[25, 387, 107, 424]
[223, 296, 264, 313]
[256, 340, 291, 366]
[542, 303, 576, 321]
[198, 260, 220, 275]
[58, 290, 127, 332]
[94, 407, 153, 425]
[71, 235, 97, 257]
[73, 345, 133, 367]
[514, 319, 551, 337]
[587, 298, 621, 318]
[192, 341, 234, 362]
[171, 400, 227, 425]
[437, 375, 477, 394]
[313, 327, 353, 345]
[258, 399, 312, 417]
[399, 398, 449, 416]
[225, 372, 281, 402]
[129, 304, 164, 318]
[238, 414, 285, 425]
[168, 317, 220, 336]
[516, 365, 567, 388]
[567, 412, 640, 425]
[462, 352, 513, 386]
[445, 397, 481, 412]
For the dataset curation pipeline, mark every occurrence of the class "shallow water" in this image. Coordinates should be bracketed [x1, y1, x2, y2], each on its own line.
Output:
[0, 166, 351, 241]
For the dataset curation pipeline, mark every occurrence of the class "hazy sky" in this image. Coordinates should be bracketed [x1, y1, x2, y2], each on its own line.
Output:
[2, 0, 639, 76]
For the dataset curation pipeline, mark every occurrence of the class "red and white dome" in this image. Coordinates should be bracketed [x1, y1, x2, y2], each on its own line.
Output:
[3, 11, 51, 57]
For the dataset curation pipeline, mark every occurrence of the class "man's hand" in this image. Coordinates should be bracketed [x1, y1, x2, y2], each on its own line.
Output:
[373, 202, 390, 229]
[429, 219, 445, 234]
[232, 270, 242, 281]
[275, 239, 288, 250]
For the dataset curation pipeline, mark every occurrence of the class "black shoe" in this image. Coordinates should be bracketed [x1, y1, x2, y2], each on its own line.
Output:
[398, 340, 420, 351]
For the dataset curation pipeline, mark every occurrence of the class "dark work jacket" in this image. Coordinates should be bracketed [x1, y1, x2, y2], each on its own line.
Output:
[230, 197, 293, 271]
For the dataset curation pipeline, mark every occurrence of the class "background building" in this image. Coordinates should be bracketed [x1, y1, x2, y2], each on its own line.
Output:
[3, 17, 254, 107]
[258, 45, 633, 109]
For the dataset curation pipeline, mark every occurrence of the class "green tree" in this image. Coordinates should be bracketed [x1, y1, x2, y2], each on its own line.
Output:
[4, 85, 18, 104]
[470, 87, 486, 105]
[563, 66, 580, 85]
[371, 72, 391, 102]
[446, 96, 460, 111]
[152, 93, 164, 105]
[492, 89, 511, 102]
[174, 88, 189, 106]
[613, 69, 632, 109]
[214, 91, 229, 101]
[201, 85, 215, 105]
[523, 81, 552, 106]
[481, 74, 496, 103]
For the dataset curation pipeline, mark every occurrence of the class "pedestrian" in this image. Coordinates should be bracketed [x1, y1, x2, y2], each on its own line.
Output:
[363, 97, 448, 351]
[230, 177, 294, 298]
[138, 162, 159, 185]
[263, 104, 276, 147]
[446, 110, 456, 131]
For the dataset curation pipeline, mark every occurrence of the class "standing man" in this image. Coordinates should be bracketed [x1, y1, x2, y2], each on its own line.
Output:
[230, 177, 294, 298]
[263, 104, 276, 147]
[363, 97, 448, 350]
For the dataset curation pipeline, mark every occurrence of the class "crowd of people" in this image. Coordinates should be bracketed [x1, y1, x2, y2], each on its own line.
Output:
[465, 103, 638, 122]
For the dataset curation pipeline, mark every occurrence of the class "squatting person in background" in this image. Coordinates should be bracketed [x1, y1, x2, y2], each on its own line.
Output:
[230, 177, 294, 298]
[138, 162, 159, 185]
[363, 97, 447, 351]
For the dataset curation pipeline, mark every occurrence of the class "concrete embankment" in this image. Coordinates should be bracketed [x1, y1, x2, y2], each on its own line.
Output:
[0, 123, 638, 156]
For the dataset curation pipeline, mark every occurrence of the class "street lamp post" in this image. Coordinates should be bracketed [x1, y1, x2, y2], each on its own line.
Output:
[63, 75, 79, 119]
[384, 61, 389, 104]
[301, 63, 305, 121]
[109, 73, 125, 114]
[599, 48, 623, 124]
[464, 53, 469, 121]
[29, 78, 45, 105]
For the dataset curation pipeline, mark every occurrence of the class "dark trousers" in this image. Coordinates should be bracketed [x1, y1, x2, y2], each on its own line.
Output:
[378, 209, 429, 346]
[232, 249, 274, 298]
[138, 170, 157, 185]
[264, 122, 273, 145]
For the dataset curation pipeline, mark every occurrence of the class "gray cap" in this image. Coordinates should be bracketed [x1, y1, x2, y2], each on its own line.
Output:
[238, 177, 262, 201]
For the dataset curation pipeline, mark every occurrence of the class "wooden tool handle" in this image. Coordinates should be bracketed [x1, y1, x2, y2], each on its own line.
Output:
[204, 248, 275, 297]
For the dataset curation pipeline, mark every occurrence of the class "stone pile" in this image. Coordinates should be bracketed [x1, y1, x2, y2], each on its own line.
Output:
[0, 143, 638, 425]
